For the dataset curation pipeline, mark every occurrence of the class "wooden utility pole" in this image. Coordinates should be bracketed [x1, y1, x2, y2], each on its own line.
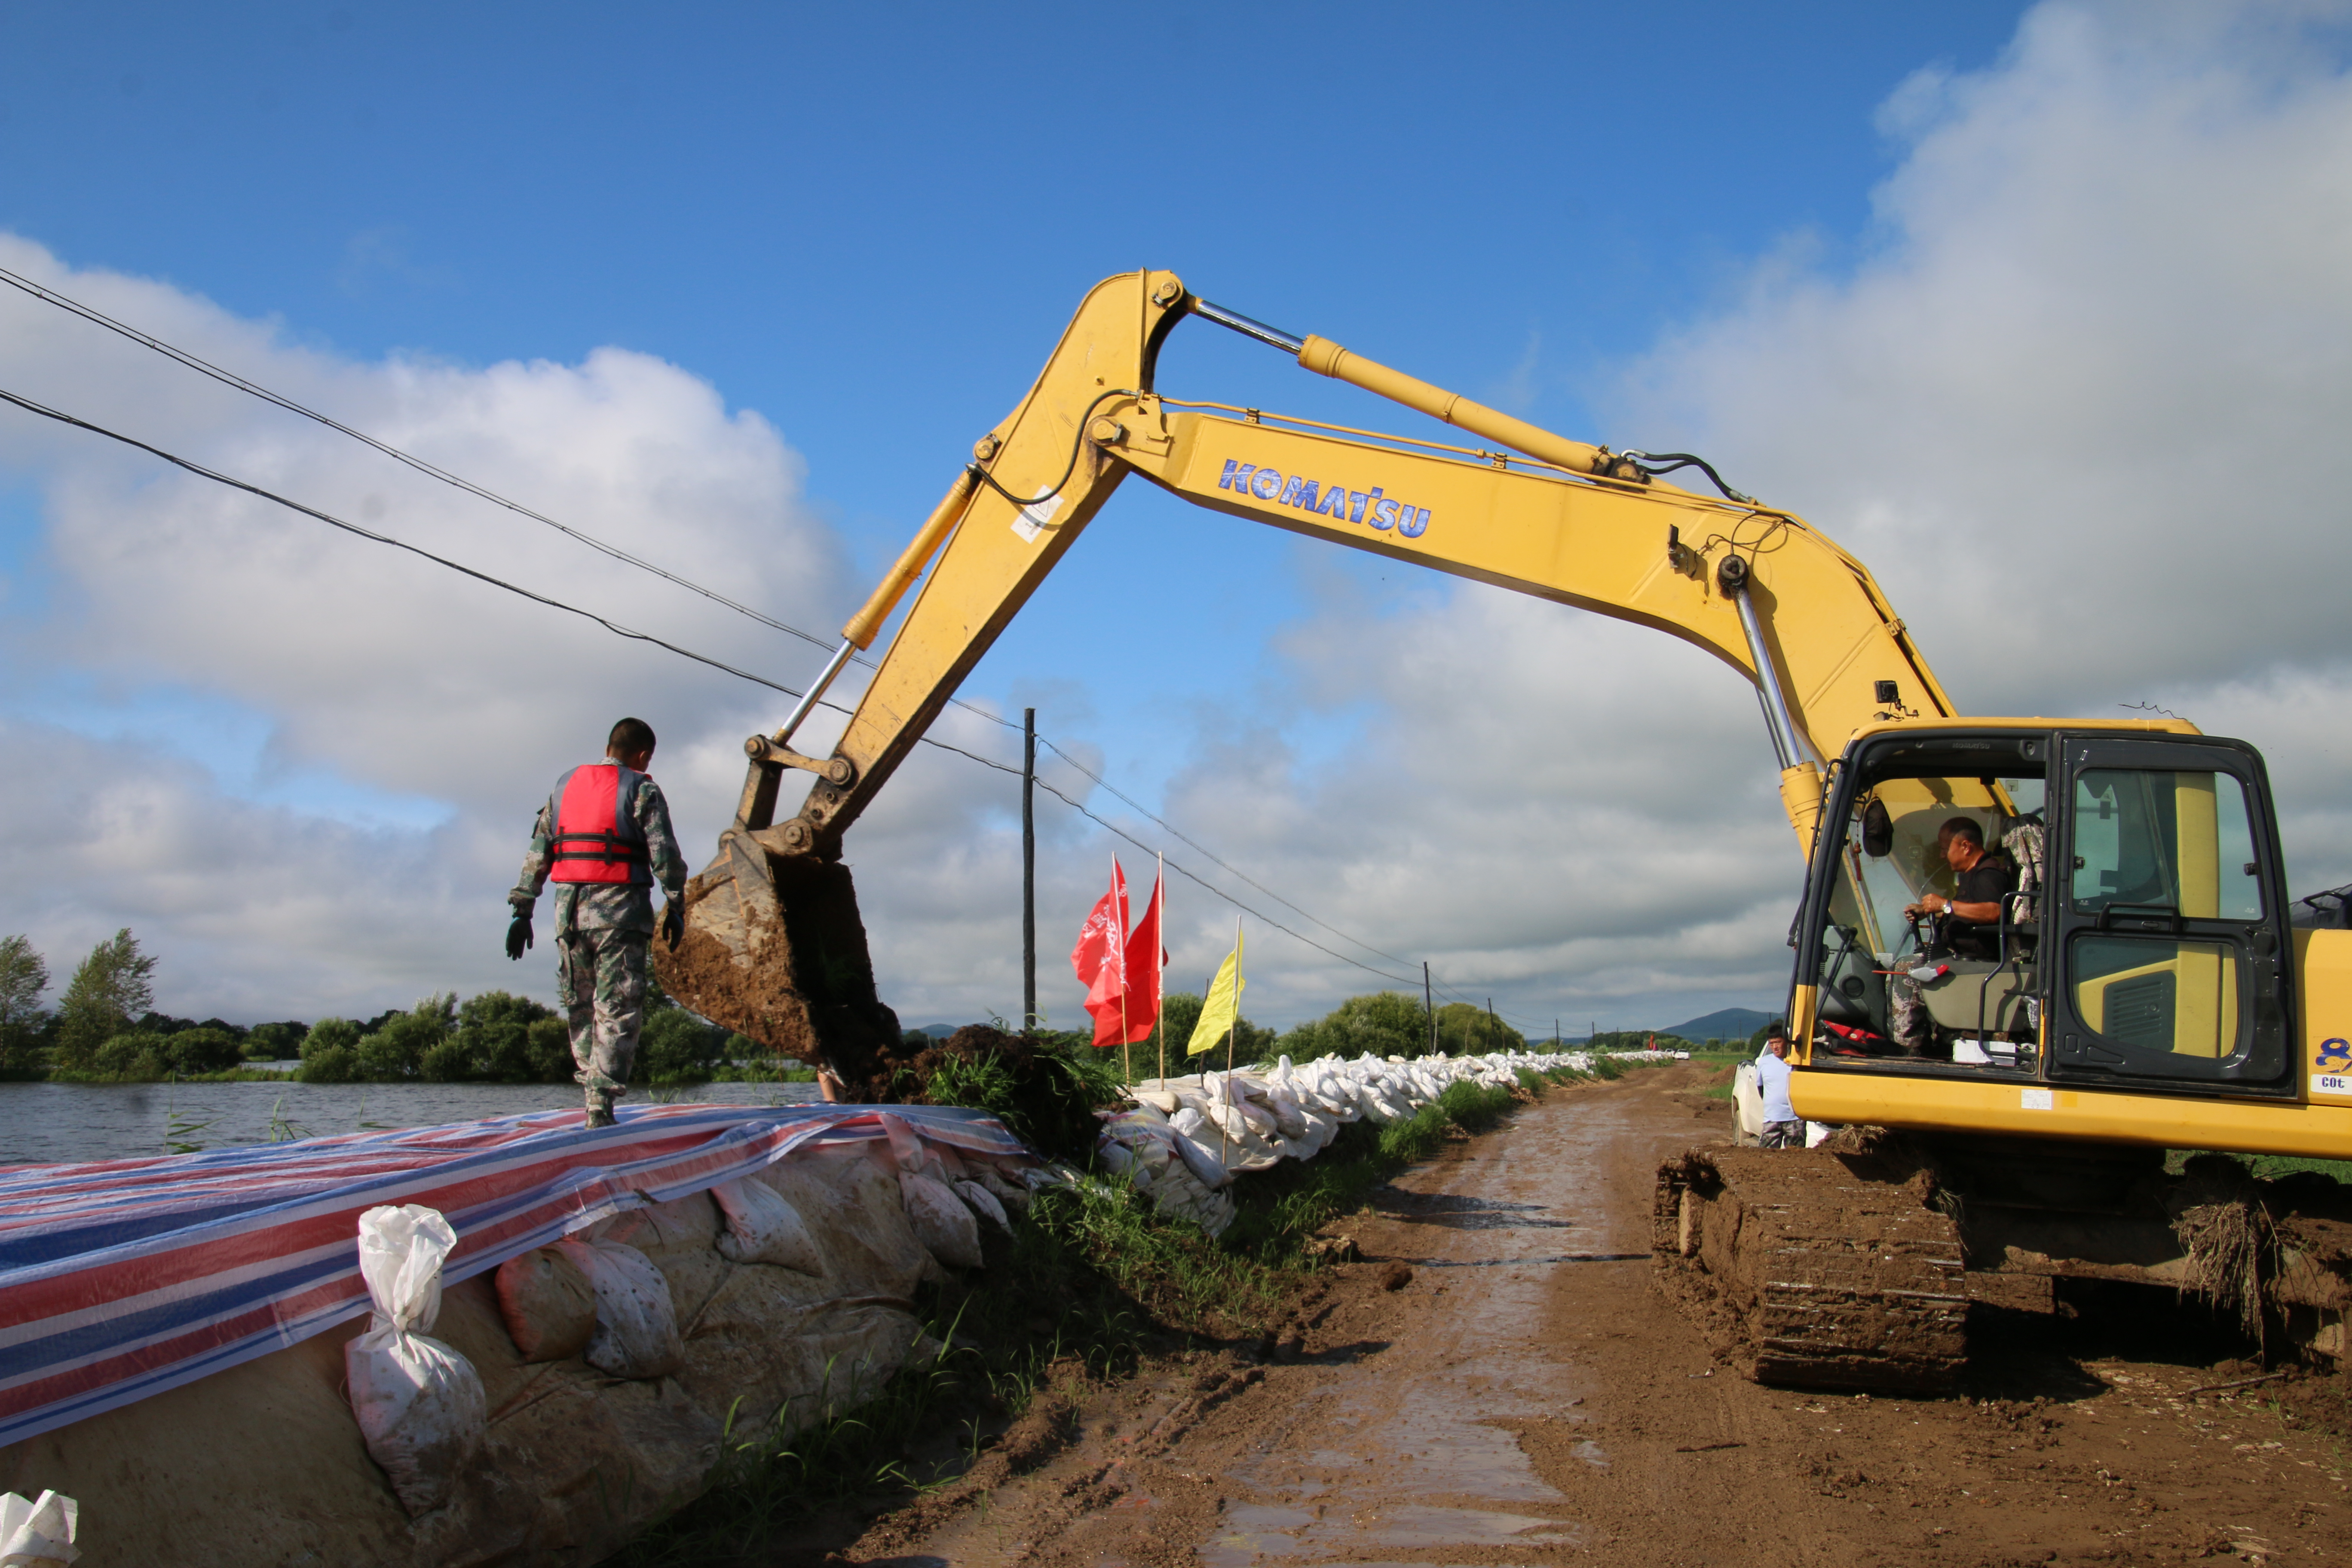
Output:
[1423, 962, 1436, 1054]
[1022, 707, 1036, 1032]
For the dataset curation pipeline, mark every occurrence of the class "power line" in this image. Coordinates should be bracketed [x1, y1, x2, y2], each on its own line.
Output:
[1033, 737, 1424, 973]
[0, 383, 1426, 990]
[0, 263, 1433, 979]
[0, 263, 1047, 719]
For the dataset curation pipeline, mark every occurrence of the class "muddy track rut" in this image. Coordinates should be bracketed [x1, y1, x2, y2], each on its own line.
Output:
[815, 1066, 2352, 1568]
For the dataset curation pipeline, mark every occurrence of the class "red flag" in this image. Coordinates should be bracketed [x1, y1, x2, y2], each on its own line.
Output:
[1070, 861, 1129, 1047]
[1117, 869, 1166, 1046]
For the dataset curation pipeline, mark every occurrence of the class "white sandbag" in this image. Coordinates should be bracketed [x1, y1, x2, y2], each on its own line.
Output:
[900, 1170, 984, 1268]
[555, 1238, 686, 1379]
[1255, 1085, 1309, 1140]
[877, 1111, 928, 1172]
[344, 1204, 487, 1517]
[1204, 1106, 1281, 1172]
[1143, 1159, 1237, 1236]
[954, 1178, 1011, 1233]
[0, 1490, 77, 1566]
[709, 1176, 825, 1274]
[1733, 1062, 1763, 1145]
[1165, 1109, 1236, 1188]
[972, 1164, 1034, 1214]
[493, 1245, 597, 1362]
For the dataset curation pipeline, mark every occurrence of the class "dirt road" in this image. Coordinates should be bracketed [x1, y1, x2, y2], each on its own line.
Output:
[835, 1068, 2352, 1567]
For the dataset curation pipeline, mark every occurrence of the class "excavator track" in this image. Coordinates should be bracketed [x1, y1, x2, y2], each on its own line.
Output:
[1655, 1148, 1967, 1394]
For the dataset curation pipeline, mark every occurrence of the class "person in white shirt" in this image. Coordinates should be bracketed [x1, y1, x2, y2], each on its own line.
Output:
[1755, 1024, 1802, 1149]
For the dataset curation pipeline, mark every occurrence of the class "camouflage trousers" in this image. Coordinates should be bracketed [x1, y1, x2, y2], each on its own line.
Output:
[1889, 973, 1933, 1052]
[557, 924, 647, 1102]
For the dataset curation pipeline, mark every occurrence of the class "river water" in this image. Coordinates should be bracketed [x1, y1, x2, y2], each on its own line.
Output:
[0, 1079, 826, 1167]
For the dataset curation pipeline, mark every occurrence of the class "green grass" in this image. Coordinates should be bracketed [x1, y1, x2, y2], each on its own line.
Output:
[704, 1061, 821, 1083]
[2165, 1148, 2352, 1184]
[913, 1042, 1127, 1161]
[1219, 1076, 1534, 1261]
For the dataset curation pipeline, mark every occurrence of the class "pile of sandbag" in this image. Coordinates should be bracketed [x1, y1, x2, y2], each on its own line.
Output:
[0, 1112, 1047, 1568]
[1098, 1047, 1681, 1234]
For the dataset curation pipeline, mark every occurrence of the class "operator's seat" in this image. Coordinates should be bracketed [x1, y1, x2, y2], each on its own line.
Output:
[1995, 812, 2046, 958]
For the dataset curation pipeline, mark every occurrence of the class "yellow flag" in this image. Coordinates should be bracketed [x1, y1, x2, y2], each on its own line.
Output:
[1185, 925, 1245, 1057]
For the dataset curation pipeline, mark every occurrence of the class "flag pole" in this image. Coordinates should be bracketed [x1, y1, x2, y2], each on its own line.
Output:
[1022, 709, 1036, 1032]
[1155, 852, 1167, 1085]
[1225, 914, 1240, 1075]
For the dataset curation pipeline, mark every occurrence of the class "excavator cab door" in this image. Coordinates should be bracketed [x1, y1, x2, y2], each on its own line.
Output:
[2046, 735, 2294, 1093]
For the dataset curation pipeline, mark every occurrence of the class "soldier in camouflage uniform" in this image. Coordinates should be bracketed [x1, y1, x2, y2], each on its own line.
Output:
[508, 717, 689, 1127]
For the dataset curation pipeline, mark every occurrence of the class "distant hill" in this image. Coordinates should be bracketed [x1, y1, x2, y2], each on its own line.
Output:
[1657, 1007, 1774, 1043]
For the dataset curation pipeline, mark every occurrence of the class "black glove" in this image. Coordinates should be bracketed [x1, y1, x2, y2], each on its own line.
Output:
[661, 897, 684, 951]
[506, 910, 534, 961]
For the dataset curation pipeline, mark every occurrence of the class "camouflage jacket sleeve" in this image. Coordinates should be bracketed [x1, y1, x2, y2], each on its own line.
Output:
[509, 794, 558, 912]
[632, 775, 690, 900]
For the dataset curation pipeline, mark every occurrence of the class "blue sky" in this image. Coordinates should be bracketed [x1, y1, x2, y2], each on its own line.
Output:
[0, 0, 2025, 744]
[5, 3, 2350, 1036]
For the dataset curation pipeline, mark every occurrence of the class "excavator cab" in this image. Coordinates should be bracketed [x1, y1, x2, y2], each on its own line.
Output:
[1796, 724, 2298, 1097]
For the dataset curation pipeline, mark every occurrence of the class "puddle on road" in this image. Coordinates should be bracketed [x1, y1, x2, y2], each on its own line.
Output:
[1405, 1251, 1648, 1269]
[1197, 1101, 1638, 1564]
[1200, 1502, 1580, 1568]
[1376, 1193, 1580, 1231]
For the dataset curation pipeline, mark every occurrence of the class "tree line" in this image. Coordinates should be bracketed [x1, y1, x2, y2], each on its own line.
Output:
[0, 929, 1745, 1090]
[0, 929, 748, 1087]
[1121, 989, 1536, 1071]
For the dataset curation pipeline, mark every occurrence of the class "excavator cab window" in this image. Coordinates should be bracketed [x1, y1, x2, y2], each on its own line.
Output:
[1801, 734, 2047, 1067]
[2046, 736, 2293, 1092]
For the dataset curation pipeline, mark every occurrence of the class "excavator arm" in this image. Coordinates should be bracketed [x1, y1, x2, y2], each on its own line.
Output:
[655, 270, 1954, 1082]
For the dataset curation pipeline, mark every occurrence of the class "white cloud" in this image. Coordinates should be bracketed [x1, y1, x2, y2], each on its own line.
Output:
[1616, 1, 2352, 712]
[0, 235, 859, 1018]
[1125, 0, 2352, 1030]
[8, 0, 2352, 1038]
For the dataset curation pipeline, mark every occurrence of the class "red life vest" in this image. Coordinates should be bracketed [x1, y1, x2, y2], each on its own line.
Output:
[549, 763, 651, 885]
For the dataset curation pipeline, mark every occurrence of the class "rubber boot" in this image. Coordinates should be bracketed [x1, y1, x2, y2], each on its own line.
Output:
[585, 1087, 619, 1129]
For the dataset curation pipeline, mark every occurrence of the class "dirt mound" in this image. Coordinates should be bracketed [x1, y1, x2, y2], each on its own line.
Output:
[652, 838, 910, 1089]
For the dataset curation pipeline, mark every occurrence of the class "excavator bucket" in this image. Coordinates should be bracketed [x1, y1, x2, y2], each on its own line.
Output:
[651, 827, 913, 1096]
[649, 272, 1183, 1094]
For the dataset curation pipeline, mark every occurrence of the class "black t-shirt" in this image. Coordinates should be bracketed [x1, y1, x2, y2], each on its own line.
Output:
[1941, 852, 2018, 960]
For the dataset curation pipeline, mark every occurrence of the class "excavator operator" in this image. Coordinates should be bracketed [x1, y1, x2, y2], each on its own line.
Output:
[1906, 818, 2017, 961]
[1891, 818, 2020, 1054]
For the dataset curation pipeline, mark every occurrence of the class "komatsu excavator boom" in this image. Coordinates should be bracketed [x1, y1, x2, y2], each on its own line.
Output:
[660, 270, 1945, 1077]
[660, 270, 2352, 1388]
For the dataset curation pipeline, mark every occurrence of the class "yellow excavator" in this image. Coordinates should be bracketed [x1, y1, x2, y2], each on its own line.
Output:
[657, 270, 2352, 1389]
